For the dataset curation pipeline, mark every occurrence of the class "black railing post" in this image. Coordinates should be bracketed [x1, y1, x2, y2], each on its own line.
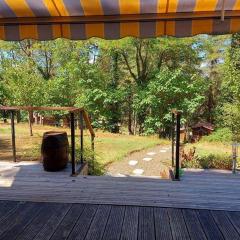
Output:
[171, 112, 175, 167]
[175, 112, 181, 181]
[80, 111, 84, 165]
[70, 112, 76, 175]
[10, 111, 16, 162]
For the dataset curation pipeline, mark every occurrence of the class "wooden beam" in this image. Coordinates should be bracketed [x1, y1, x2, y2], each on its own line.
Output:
[0, 106, 83, 113]
[0, 11, 240, 25]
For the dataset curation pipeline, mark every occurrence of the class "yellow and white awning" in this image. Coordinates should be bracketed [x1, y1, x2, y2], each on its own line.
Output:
[0, 0, 239, 41]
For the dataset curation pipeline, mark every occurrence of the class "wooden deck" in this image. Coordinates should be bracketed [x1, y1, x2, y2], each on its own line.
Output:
[0, 200, 240, 240]
[0, 161, 240, 211]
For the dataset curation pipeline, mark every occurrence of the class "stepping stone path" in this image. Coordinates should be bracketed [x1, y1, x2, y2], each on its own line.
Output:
[160, 150, 167, 153]
[143, 157, 152, 162]
[147, 152, 156, 156]
[116, 173, 126, 177]
[106, 145, 171, 179]
[128, 160, 138, 166]
[133, 169, 144, 175]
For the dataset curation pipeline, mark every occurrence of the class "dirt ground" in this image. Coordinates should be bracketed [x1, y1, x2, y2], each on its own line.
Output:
[106, 145, 172, 179]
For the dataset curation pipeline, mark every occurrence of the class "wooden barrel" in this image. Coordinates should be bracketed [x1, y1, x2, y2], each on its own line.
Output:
[41, 131, 69, 171]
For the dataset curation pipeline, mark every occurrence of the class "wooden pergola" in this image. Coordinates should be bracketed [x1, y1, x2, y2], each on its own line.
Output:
[0, 106, 95, 176]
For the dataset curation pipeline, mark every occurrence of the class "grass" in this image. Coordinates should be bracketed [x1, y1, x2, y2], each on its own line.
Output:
[183, 139, 237, 170]
[184, 140, 232, 157]
[0, 122, 168, 174]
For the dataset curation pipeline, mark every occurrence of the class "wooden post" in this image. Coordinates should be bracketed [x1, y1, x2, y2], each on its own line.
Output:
[70, 112, 76, 175]
[175, 112, 181, 181]
[80, 111, 84, 164]
[10, 111, 16, 162]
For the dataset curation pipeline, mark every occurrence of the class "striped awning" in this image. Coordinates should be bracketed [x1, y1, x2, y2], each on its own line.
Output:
[0, 0, 240, 41]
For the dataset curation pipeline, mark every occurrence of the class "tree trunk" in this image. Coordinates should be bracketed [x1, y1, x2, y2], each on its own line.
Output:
[128, 109, 133, 135]
[16, 111, 21, 123]
[28, 111, 33, 136]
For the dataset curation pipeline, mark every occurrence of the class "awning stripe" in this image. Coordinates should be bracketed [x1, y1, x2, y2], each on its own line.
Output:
[80, 0, 103, 16]
[101, 0, 120, 15]
[177, 0, 196, 13]
[119, 0, 140, 14]
[1, 0, 240, 18]
[104, 22, 120, 39]
[70, 23, 86, 40]
[26, 0, 51, 17]
[0, 0, 16, 18]
[63, 0, 84, 16]
[0, 26, 5, 39]
[140, 21, 156, 38]
[38, 24, 53, 40]
[140, 0, 158, 14]
[194, 0, 218, 12]
[0, 0, 240, 41]
[5, 0, 34, 17]
[1, 18, 240, 41]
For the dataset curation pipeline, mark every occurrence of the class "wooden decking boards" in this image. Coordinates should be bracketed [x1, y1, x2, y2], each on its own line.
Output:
[0, 200, 239, 240]
[0, 162, 240, 211]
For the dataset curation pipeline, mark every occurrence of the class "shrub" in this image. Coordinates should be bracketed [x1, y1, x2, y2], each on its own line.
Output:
[182, 153, 233, 170]
[75, 146, 105, 176]
[201, 128, 232, 143]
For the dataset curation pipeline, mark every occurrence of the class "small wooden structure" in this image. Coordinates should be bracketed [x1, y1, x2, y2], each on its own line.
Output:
[0, 106, 95, 176]
[192, 122, 214, 141]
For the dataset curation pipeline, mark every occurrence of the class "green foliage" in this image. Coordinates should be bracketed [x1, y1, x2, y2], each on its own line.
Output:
[201, 128, 232, 143]
[143, 68, 205, 135]
[0, 35, 232, 136]
[182, 153, 232, 170]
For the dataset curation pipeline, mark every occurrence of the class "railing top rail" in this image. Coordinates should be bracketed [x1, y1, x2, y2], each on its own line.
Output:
[0, 105, 95, 138]
[0, 106, 83, 112]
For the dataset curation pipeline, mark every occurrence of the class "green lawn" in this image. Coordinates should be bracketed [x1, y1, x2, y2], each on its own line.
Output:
[0, 122, 168, 174]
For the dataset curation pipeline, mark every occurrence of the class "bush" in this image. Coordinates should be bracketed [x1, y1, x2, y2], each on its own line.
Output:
[182, 153, 233, 170]
[75, 146, 105, 176]
[201, 128, 232, 143]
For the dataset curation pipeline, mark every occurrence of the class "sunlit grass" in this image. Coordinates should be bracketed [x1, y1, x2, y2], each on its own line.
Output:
[184, 140, 231, 156]
[0, 122, 168, 168]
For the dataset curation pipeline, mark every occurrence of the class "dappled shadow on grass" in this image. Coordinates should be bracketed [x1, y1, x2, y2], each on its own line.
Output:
[0, 138, 15, 161]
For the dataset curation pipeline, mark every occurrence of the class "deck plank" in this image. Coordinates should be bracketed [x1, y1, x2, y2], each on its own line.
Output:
[182, 209, 207, 240]
[211, 210, 240, 240]
[0, 200, 19, 222]
[226, 211, 240, 235]
[197, 210, 224, 240]
[67, 204, 98, 240]
[50, 204, 85, 240]
[168, 208, 190, 240]
[15, 203, 61, 240]
[0, 200, 239, 240]
[138, 207, 155, 240]
[102, 206, 125, 240]
[85, 205, 111, 240]
[154, 208, 172, 240]
[1, 162, 240, 211]
[0, 202, 43, 240]
[121, 206, 139, 240]
[33, 203, 71, 240]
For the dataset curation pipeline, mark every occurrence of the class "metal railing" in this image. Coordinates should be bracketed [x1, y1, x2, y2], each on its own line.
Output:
[0, 106, 95, 176]
[70, 109, 95, 176]
[171, 109, 181, 181]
